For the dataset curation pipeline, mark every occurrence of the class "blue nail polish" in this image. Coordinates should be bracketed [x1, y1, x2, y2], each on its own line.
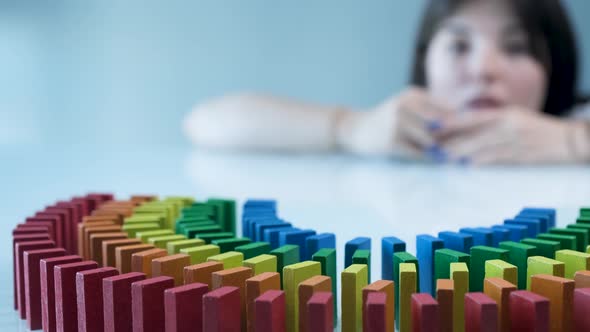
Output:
[458, 156, 471, 166]
[427, 121, 442, 132]
[426, 145, 447, 163]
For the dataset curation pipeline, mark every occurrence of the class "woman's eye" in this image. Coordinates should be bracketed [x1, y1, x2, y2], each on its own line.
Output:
[449, 39, 470, 55]
[504, 40, 529, 55]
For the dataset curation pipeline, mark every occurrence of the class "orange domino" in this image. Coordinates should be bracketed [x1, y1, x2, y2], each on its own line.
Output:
[102, 238, 141, 267]
[574, 270, 590, 288]
[183, 261, 224, 289]
[245, 272, 281, 332]
[131, 248, 167, 278]
[115, 244, 155, 273]
[362, 280, 394, 332]
[83, 225, 122, 259]
[483, 277, 517, 332]
[212, 266, 254, 331]
[89, 232, 127, 265]
[530, 274, 575, 332]
[436, 279, 454, 332]
[78, 221, 115, 257]
[151, 253, 191, 286]
[298, 275, 332, 332]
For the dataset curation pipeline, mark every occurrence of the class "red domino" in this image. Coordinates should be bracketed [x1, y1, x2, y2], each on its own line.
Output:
[13, 225, 51, 236]
[164, 283, 209, 332]
[27, 215, 62, 246]
[411, 293, 440, 332]
[24, 248, 66, 330]
[76, 267, 119, 332]
[40, 255, 82, 332]
[574, 288, 590, 331]
[72, 196, 91, 216]
[45, 206, 74, 253]
[103, 272, 146, 332]
[203, 286, 241, 332]
[15, 239, 55, 318]
[19, 220, 55, 237]
[255, 290, 286, 332]
[364, 292, 387, 332]
[307, 291, 333, 332]
[35, 212, 65, 248]
[12, 233, 51, 309]
[55, 260, 99, 332]
[56, 200, 83, 253]
[132, 276, 175, 332]
[464, 293, 498, 332]
[508, 290, 549, 332]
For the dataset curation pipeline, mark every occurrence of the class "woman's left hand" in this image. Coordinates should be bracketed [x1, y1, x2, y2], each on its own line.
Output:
[433, 107, 584, 165]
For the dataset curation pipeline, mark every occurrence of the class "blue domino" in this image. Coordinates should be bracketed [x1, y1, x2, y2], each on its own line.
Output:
[504, 218, 541, 237]
[265, 227, 300, 249]
[492, 224, 528, 242]
[515, 213, 549, 233]
[242, 199, 278, 238]
[306, 233, 336, 257]
[251, 219, 288, 241]
[244, 199, 277, 210]
[519, 207, 556, 228]
[344, 237, 371, 268]
[477, 227, 509, 247]
[416, 234, 444, 296]
[459, 228, 493, 246]
[438, 231, 473, 253]
[382, 237, 406, 280]
[278, 229, 317, 260]
[242, 214, 276, 239]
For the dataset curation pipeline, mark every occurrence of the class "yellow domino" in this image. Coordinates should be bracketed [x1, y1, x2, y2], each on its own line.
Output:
[243, 254, 277, 275]
[399, 263, 417, 332]
[554, 249, 590, 279]
[207, 251, 244, 269]
[450, 262, 469, 332]
[484, 259, 518, 286]
[341, 264, 368, 332]
[283, 261, 321, 332]
[180, 244, 220, 264]
[526, 256, 565, 290]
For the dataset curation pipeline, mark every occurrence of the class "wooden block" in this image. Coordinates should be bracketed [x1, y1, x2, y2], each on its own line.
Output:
[469, 246, 509, 292]
[207, 250, 244, 269]
[78, 221, 116, 257]
[352, 249, 372, 283]
[450, 262, 469, 332]
[212, 237, 251, 252]
[574, 270, 590, 288]
[411, 293, 439, 332]
[181, 244, 220, 264]
[270, 244, 301, 284]
[13, 224, 51, 237]
[344, 237, 371, 268]
[83, 215, 121, 225]
[15, 239, 55, 318]
[434, 248, 470, 281]
[76, 267, 119, 332]
[246, 272, 281, 332]
[537, 233, 577, 251]
[550, 228, 588, 252]
[152, 253, 191, 286]
[464, 292, 498, 332]
[483, 277, 517, 332]
[89, 232, 127, 265]
[43, 207, 73, 253]
[27, 215, 61, 246]
[164, 283, 209, 332]
[40, 255, 81, 332]
[484, 259, 518, 286]
[203, 286, 241, 332]
[416, 234, 444, 296]
[136, 229, 174, 242]
[115, 243, 154, 273]
[526, 256, 565, 290]
[499, 241, 537, 289]
[131, 276, 175, 332]
[255, 290, 286, 332]
[307, 292, 333, 332]
[509, 290, 549, 332]
[102, 238, 142, 267]
[84, 225, 122, 259]
[436, 279, 454, 332]
[398, 263, 417, 332]
[131, 248, 167, 278]
[12, 233, 51, 309]
[103, 272, 146, 332]
[244, 254, 277, 275]
[382, 236, 406, 280]
[235, 241, 271, 260]
[364, 292, 387, 332]
[312, 248, 338, 324]
[23, 248, 66, 330]
[362, 280, 394, 332]
[121, 222, 160, 238]
[183, 261, 224, 289]
[198, 232, 236, 244]
[555, 249, 590, 279]
[521, 238, 560, 259]
[167, 238, 205, 254]
[574, 288, 590, 331]
[393, 252, 419, 330]
[298, 275, 331, 332]
[212, 266, 254, 330]
[54, 261, 99, 332]
[284, 261, 322, 332]
[124, 215, 165, 227]
[530, 274, 575, 332]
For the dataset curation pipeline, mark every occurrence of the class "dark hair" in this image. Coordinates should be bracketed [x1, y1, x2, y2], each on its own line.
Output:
[410, 0, 580, 116]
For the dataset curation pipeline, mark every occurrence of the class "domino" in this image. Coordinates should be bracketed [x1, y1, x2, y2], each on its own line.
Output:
[364, 292, 387, 332]
[438, 232, 472, 254]
[464, 293, 498, 332]
[306, 233, 336, 258]
[211, 237, 251, 253]
[484, 259, 517, 286]
[151, 253, 191, 285]
[279, 230, 317, 261]
[436, 279, 454, 332]
[203, 286, 242, 331]
[180, 244, 220, 264]
[254, 289, 286, 332]
[183, 261, 224, 289]
[245, 272, 281, 332]
[352, 249, 371, 282]
[530, 274, 575, 331]
[574, 270, 590, 288]
[509, 290, 550, 332]
[54, 261, 99, 332]
[103, 272, 147, 332]
[131, 248, 167, 277]
[166, 238, 205, 254]
[15, 239, 55, 318]
[574, 288, 590, 331]
[212, 266, 255, 330]
[131, 276, 175, 332]
[207, 251, 244, 269]
[416, 234, 444, 296]
[298, 275, 331, 332]
[398, 262, 417, 332]
[520, 238, 560, 259]
[164, 283, 209, 332]
[75, 267, 119, 332]
[341, 264, 368, 332]
[554, 249, 590, 279]
[312, 248, 338, 324]
[469, 246, 509, 292]
[101, 238, 142, 267]
[236, 242, 272, 260]
[382, 236, 406, 280]
[243, 254, 278, 275]
[526, 256, 565, 290]
[411, 293, 439, 332]
[483, 277, 517, 332]
[362, 280, 395, 332]
[306, 292, 333, 332]
[498, 241, 537, 289]
[283, 261, 321, 332]
[344, 237, 371, 268]
[450, 262, 469, 332]
[115, 243, 155, 273]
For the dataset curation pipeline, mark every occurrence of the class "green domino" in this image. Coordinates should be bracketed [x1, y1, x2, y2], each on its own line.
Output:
[212, 237, 252, 252]
[243, 254, 277, 275]
[434, 248, 470, 281]
[284, 261, 322, 332]
[136, 229, 174, 242]
[134, 205, 173, 228]
[499, 241, 538, 289]
[393, 252, 419, 327]
[554, 249, 590, 279]
[352, 249, 371, 283]
[469, 246, 509, 292]
[521, 238, 560, 259]
[176, 220, 216, 234]
[148, 234, 186, 249]
[580, 207, 590, 217]
[568, 223, 590, 239]
[164, 196, 194, 206]
[537, 233, 577, 250]
[485, 259, 517, 286]
[207, 251, 244, 269]
[312, 248, 337, 325]
[122, 223, 160, 238]
[124, 215, 165, 227]
[235, 242, 271, 260]
[270, 245, 300, 286]
[578, 216, 590, 224]
[182, 225, 223, 238]
[183, 203, 217, 219]
[181, 244, 220, 264]
[167, 239, 205, 254]
[588, 245, 590, 253]
[207, 198, 236, 234]
[526, 256, 565, 289]
[196, 232, 234, 244]
[549, 228, 588, 252]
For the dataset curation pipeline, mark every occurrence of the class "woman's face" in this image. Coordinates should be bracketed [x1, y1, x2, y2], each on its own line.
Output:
[425, 0, 548, 113]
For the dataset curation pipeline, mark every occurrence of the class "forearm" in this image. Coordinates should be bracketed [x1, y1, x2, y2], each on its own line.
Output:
[569, 120, 590, 163]
[183, 93, 349, 152]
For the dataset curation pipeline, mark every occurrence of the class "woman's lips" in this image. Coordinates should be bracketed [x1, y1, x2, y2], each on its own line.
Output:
[466, 96, 504, 110]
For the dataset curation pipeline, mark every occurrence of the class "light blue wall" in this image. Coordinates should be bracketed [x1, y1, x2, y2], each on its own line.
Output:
[2, 0, 589, 146]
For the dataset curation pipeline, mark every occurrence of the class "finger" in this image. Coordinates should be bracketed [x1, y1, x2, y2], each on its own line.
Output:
[470, 145, 519, 165]
[440, 128, 512, 162]
[435, 111, 500, 141]
[397, 90, 456, 126]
